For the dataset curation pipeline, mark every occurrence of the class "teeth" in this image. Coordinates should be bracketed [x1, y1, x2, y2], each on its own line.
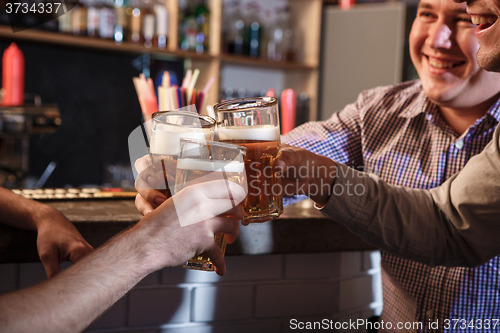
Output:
[471, 15, 497, 25]
[428, 58, 455, 69]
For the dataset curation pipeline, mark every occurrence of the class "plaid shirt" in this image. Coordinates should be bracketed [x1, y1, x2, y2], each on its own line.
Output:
[283, 80, 500, 333]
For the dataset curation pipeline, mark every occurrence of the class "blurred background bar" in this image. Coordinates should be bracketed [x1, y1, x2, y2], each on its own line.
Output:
[0, 0, 417, 331]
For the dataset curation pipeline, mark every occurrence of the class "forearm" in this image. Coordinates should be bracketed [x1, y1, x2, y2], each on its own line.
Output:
[0, 224, 153, 333]
[0, 181, 244, 332]
[0, 187, 57, 230]
[429, 125, 500, 263]
[321, 162, 498, 267]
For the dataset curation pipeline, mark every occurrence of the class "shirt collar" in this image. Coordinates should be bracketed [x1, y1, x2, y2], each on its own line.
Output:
[399, 84, 500, 128]
[399, 88, 437, 119]
[486, 98, 500, 124]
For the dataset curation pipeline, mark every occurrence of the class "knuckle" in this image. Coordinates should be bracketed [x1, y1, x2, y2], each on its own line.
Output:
[38, 250, 55, 263]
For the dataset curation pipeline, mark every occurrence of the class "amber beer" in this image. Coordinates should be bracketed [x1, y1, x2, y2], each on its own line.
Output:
[148, 111, 215, 196]
[175, 139, 247, 271]
[215, 97, 283, 224]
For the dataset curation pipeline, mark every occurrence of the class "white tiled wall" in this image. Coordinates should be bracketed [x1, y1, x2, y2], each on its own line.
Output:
[0, 251, 382, 333]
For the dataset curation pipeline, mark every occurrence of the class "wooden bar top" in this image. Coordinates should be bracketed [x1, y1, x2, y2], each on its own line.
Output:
[0, 198, 375, 263]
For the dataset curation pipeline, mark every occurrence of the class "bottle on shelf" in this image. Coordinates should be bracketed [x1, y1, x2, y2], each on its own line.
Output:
[129, 0, 143, 43]
[71, 0, 88, 36]
[142, 0, 155, 48]
[245, 1, 262, 58]
[87, 0, 100, 37]
[266, 6, 298, 62]
[113, 0, 129, 43]
[179, 0, 197, 51]
[154, 1, 168, 49]
[57, 8, 73, 34]
[223, 1, 246, 55]
[100, 0, 116, 39]
[195, 0, 209, 53]
[179, 0, 209, 53]
[285, 6, 303, 62]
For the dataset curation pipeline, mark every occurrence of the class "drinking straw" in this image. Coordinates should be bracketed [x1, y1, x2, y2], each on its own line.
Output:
[202, 76, 214, 95]
[197, 76, 214, 114]
[191, 89, 198, 111]
[187, 68, 200, 105]
[180, 87, 187, 107]
[182, 69, 192, 89]
[133, 74, 158, 122]
[197, 91, 205, 114]
[162, 71, 171, 87]
[169, 85, 179, 109]
[266, 88, 276, 97]
[177, 86, 182, 108]
[158, 85, 167, 110]
[280, 88, 297, 134]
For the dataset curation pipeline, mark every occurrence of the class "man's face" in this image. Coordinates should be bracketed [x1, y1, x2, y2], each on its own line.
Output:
[465, 0, 500, 71]
[410, 0, 500, 108]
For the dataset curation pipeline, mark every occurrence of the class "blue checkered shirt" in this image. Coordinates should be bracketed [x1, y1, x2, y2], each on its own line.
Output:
[283, 80, 500, 332]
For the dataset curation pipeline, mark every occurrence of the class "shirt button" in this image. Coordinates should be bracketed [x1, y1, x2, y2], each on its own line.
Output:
[455, 140, 464, 150]
[426, 310, 434, 319]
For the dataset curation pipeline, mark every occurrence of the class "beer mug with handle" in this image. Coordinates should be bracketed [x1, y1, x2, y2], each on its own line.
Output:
[214, 97, 283, 225]
[148, 111, 216, 197]
[175, 138, 247, 271]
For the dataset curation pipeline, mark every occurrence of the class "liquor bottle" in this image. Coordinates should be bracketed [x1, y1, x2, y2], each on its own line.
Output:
[100, 0, 116, 39]
[72, 1, 88, 36]
[195, 0, 209, 53]
[113, 0, 128, 43]
[154, 1, 168, 49]
[224, 1, 246, 55]
[142, 0, 155, 48]
[87, 0, 100, 38]
[283, 6, 302, 62]
[129, 0, 142, 43]
[57, 7, 73, 34]
[179, 0, 197, 51]
[245, 1, 261, 58]
[266, 6, 295, 62]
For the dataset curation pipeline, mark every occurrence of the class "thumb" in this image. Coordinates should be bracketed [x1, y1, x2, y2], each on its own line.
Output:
[39, 250, 62, 278]
[173, 180, 247, 227]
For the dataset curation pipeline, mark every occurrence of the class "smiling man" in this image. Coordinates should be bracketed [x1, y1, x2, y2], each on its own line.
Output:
[466, 0, 500, 71]
[281, 0, 500, 330]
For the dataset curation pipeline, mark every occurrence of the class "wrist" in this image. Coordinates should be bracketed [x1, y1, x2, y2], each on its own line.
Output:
[30, 203, 62, 230]
[308, 157, 337, 206]
[128, 206, 180, 273]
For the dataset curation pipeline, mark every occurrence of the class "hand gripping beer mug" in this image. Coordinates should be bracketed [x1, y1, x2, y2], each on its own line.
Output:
[214, 97, 283, 224]
[149, 111, 216, 197]
[175, 138, 247, 271]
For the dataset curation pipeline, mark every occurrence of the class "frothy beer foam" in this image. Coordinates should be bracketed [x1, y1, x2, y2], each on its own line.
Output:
[218, 125, 280, 141]
[150, 124, 212, 155]
[177, 159, 245, 173]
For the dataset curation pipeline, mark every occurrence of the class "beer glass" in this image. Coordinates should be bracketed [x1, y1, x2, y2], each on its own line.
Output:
[148, 111, 216, 197]
[175, 138, 247, 271]
[214, 97, 283, 224]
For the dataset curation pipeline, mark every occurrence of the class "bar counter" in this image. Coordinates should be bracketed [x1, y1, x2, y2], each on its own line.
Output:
[0, 198, 375, 263]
